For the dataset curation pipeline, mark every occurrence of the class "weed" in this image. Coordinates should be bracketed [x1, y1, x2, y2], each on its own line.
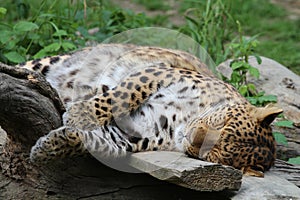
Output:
[273, 118, 299, 164]
[288, 157, 300, 165]
[246, 92, 277, 106]
[273, 132, 288, 146]
[179, 0, 233, 65]
[274, 120, 295, 129]
[226, 24, 261, 97]
[225, 21, 271, 104]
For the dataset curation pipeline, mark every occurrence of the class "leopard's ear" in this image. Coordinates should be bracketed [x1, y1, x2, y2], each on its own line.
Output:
[251, 104, 283, 126]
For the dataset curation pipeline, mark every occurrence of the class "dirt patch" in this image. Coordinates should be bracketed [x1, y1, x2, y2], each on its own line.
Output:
[271, 0, 300, 19]
[111, 0, 300, 23]
[110, 0, 185, 26]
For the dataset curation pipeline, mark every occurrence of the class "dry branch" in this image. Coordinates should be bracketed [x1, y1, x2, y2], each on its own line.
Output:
[0, 62, 64, 149]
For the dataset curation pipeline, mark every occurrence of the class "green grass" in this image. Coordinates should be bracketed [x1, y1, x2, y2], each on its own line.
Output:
[180, 0, 300, 74]
[117, 0, 300, 72]
[227, 0, 300, 74]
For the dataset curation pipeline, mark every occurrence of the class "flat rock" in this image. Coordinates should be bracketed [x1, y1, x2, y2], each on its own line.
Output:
[129, 151, 242, 192]
[233, 172, 300, 200]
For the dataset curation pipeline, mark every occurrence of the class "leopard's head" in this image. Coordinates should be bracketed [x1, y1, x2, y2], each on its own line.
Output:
[183, 103, 283, 176]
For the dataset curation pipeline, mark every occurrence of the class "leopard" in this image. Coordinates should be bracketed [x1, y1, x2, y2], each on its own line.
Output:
[17, 44, 282, 177]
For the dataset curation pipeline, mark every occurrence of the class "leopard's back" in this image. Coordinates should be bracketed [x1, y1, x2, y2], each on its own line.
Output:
[18, 44, 214, 104]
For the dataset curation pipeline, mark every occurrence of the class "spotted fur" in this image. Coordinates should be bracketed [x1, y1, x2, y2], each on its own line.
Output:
[19, 44, 282, 177]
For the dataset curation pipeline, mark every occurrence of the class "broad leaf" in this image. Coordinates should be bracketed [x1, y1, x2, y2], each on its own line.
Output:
[238, 85, 248, 96]
[247, 83, 257, 95]
[231, 61, 245, 70]
[34, 42, 61, 59]
[274, 120, 294, 128]
[62, 42, 76, 51]
[0, 7, 7, 15]
[0, 30, 14, 44]
[230, 71, 242, 83]
[34, 49, 47, 59]
[246, 97, 257, 105]
[4, 51, 25, 63]
[273, 132, 288, 146]
[288, 157, 300, 165]
[258, 94, 277, 104]
[253, 54, 262, 64]
[248, 66, 260, 78]
[14, 21, 38, 32]
[53, 30, 68, 37]
[43, 42, 61, 52]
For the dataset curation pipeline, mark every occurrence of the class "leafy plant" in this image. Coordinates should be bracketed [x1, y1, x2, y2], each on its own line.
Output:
[34, 24, 77, 59]
[0, 21, 37, 63]
[273, 119, 299, 164]
[288, 157, 300, 165]
[274, 120, 294, 129]
[273, 132, 288, 146]
[0, 0, 78, 64]
[180, 0, 300, 75]
[102, 9, 150, 35]
[222, 21, 282, 108]
[246, 92, 277, 106]
[226, 21, 261, 97]
[0, 6, 6, 17]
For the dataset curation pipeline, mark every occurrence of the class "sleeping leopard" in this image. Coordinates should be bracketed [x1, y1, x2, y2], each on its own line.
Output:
[18, 44, 282, 177]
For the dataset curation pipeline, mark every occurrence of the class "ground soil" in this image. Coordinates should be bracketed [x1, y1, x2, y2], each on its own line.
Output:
[271, 0, 300, 19]
[111, 0, 300, 25]
[110, 0, 185, 26]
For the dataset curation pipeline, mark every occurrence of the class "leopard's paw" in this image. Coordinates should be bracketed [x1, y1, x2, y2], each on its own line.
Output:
[30, 126, 86, 163]
[183, 119, 221, 159]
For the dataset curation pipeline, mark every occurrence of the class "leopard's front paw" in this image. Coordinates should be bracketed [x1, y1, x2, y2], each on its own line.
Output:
[183, 124, 208, 158]
[30, 126, 85, 163]
[183, 119, 221, 159]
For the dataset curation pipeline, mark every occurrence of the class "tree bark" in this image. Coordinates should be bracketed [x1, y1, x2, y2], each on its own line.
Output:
[0, 62, 299, 200]
[0, 63, 64, 148]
